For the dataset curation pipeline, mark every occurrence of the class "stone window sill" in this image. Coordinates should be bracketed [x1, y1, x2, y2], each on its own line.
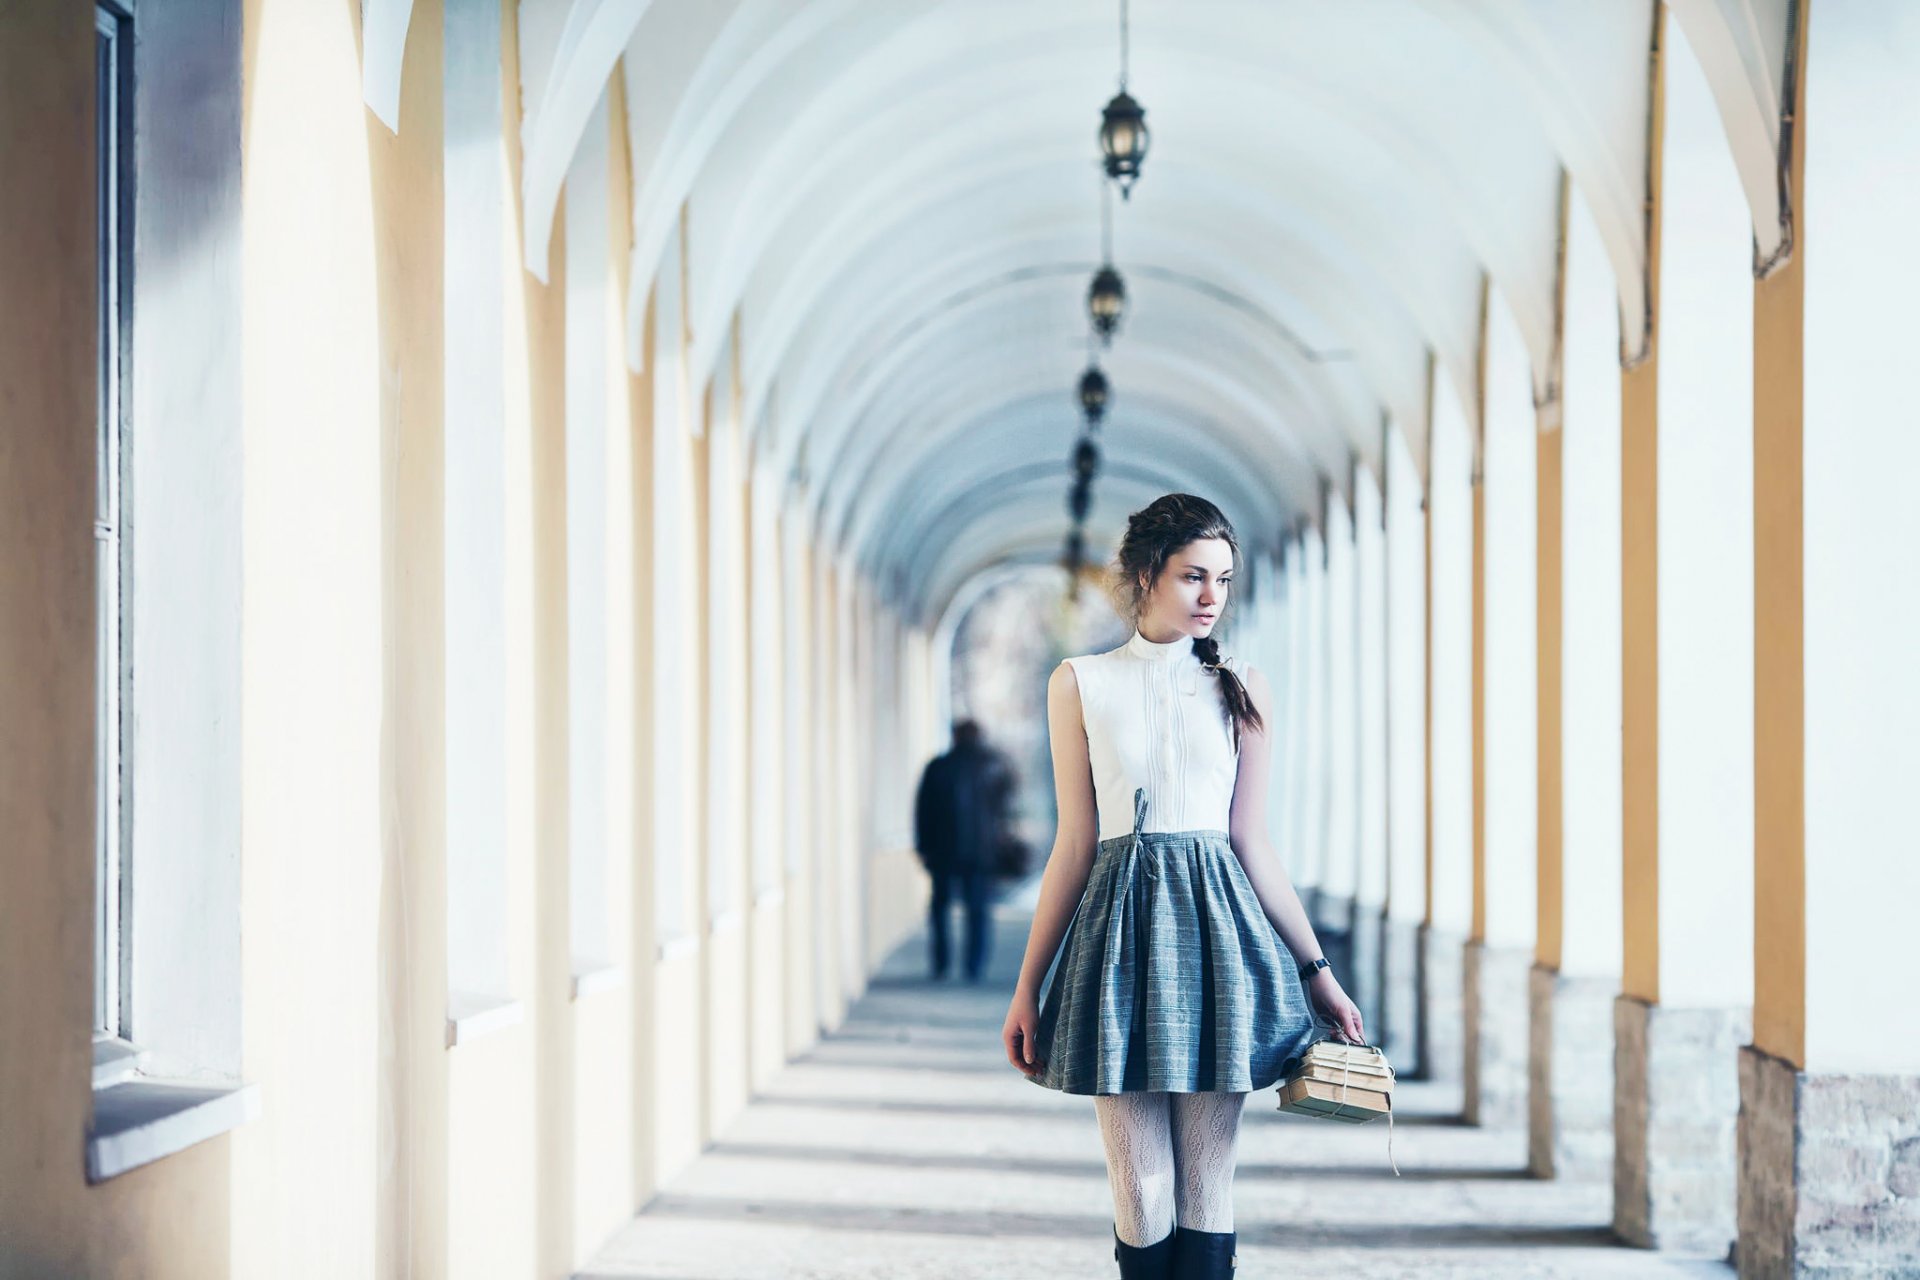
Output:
[88, 1078, 260, 1184]
[445, 992, 524, 1048]
[571, 964, 625, 1000]
[656, 932, 700, 962]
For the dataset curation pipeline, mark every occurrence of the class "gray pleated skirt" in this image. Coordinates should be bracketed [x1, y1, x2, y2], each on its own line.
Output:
[1027, 787, 1334, 1095]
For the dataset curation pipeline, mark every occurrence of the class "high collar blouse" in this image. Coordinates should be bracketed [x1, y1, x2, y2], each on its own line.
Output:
[1064, 629, 1247, 841]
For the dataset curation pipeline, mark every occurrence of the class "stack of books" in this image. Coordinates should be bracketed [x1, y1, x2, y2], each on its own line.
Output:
[1275, 1040, 1395, 1123]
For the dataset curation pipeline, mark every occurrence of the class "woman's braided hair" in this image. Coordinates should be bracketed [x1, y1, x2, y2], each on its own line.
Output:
[1109, 493, 1264, 748]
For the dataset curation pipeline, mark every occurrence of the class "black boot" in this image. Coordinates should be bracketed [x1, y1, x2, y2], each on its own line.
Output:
[1112, 1224, 1176, 1278]
[1170, 1226, 1236, 1277]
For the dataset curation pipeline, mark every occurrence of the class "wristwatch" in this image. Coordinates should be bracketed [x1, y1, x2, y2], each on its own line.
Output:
[1299, 956, 1331, 982]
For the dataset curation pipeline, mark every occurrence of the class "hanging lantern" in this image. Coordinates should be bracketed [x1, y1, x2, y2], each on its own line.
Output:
[1062, 526, 1086, 571]
[1087, 264, 1127, 344]
[1099, 90, 1149, 197]
[1068, 476, 1092, 522]
[1072, 434, 1100, 482]
[1078, 365, 1110, 423]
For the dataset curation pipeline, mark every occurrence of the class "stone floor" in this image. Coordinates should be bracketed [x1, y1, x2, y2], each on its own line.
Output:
[582, 889, 1734, 1279]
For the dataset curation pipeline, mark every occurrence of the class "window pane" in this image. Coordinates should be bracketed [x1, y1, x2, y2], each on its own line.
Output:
[94, 4, 128, 1038]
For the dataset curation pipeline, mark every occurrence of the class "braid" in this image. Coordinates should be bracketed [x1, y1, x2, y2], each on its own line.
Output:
[1192, 634, 1263, 750]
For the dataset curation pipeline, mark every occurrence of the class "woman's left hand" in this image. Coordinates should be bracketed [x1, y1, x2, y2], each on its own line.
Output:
[1309, 971, 1365, 1044]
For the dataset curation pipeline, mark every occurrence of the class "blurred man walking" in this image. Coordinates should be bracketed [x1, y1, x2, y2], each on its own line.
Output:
[913, 720, 1012, 983]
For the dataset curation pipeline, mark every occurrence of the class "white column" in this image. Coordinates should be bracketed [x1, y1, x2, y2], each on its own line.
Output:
[1425, 362, 1475, 1083]
[443, 0, 510, 1008]
[1480, 285, 1537, 958]
[1559, 188, 1624, 987]
[1279, 537, 1309, 884]
[1322, 497, 1358, 918]
[1292, 525, 1329, 897]
[748, 463, 785, 901]
[1353, 465, 1389, 1028]
[1262, 550, 1294, 873]
[1742, 10, 1920, 1274]
[1383, 421, 1427, 1069]
[564, 93, 613, 973]
[705, 363, 743, 929]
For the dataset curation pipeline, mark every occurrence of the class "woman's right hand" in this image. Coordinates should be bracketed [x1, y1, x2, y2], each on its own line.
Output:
[1003, 991, 1044, 1079]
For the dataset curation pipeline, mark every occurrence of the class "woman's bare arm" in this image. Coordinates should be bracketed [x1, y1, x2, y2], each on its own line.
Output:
[1227, 663, 1365, 1042]
[1010, 660, 1102, 1002]
[1003, 661, 1103, 1074]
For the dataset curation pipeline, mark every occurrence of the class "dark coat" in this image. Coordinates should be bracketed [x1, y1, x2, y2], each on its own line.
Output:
[913, 743, 1011, 873]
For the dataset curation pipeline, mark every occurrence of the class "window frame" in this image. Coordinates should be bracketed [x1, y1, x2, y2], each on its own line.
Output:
[93, 0, 134, 1048]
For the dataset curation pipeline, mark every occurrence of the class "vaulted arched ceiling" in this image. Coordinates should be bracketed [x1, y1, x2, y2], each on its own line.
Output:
[439, 0, 1798, 625]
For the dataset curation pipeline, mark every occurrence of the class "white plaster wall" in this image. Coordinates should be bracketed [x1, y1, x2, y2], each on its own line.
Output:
[749, 466, 786, 897]
[652, 222, 696, 939]
[1267, 545, 1297, 875]
[1480, 287, 1538, 951]
[445, 0, 511, 1004]
[1558, 184, 1625, 982]
[1656, 18, 1755, 1010]
[1324, 501, 1360, 902]
[1428, 367, 1475, 936]
[1356, 470, 1390, 912]
[1385, 427, 1428, 927]
[1295, 529, 1331, 894]
[1800, 3, 1920, 1073]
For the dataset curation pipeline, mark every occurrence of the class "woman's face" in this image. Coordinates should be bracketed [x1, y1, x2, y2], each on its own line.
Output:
[1140, 537, 1233, 640]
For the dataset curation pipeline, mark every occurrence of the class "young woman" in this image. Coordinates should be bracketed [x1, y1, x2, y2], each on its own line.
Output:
[1001, 493, 1365, 1279]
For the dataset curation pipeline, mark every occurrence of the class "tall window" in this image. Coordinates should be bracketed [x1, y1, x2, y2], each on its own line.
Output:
[94, 0, 133, 1041]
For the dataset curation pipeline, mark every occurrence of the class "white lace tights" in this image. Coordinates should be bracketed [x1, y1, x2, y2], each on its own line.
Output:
[1092, 1090, 1247, 1247]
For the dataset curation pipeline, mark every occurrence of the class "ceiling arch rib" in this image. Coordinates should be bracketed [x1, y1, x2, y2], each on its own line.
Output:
[508, 0, 1688, 616]
[855, 393, 1281, 589]
[914, 482, 1181, 625]
[743, 200, 1429, 487]
[671, 20, 1567, 408]
[517, 0, 660, 282]
[1668, 0, 1796, 266]
[360, 0, 415, 131]
[890, 457, 1185, 593]
[1411, 0, 1656, 362]
[744, 202, 1418, 485]
[729, 152, 1461, 500]
[806, 276, 1345, 528]
[820, 331, 1328, 565]
[514, 0, 1670, 395]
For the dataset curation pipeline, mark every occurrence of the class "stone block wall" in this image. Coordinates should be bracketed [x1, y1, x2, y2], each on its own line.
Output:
[1381, 917, 1421, 1078]
[1738, 1045, 1920, 1278]
[1418, 923, 1464, 1084]
[1463, 941, 1529, 1128]
[1613, 995, 1748, 1255]
[1527, 964, 1615, 1180]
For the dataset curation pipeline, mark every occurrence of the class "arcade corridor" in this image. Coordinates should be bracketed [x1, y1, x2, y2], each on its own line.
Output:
[3, 1, 1918, 1278]
[583, 894, 1734, 1279]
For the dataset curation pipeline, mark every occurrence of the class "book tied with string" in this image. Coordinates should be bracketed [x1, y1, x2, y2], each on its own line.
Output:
[1275, 1040, 1395, 1123]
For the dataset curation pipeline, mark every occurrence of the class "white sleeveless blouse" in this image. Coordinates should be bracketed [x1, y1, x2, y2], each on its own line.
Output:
[1064, 629, 1248, 841]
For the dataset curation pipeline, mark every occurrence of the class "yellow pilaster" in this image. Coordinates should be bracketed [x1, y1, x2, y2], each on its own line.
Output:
[1750, 11, 1808, 1068]
[1535, 422, 1564, 972]
[1469, 278, 1489, 945]
[1619, 11, 1666, 1005]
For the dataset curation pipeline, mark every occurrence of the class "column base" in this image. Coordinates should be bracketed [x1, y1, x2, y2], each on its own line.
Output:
[1349, 903, 1385, 1040]
[1463, 940, 1529, 1127]
[1738, 1045, 1920, 1278]
[1417, 923, 1464, 1084]
[1527, 963, 1614, 1180]
[1380, 916, 1421, 1078]
[1613, 995, 1748, 1254]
